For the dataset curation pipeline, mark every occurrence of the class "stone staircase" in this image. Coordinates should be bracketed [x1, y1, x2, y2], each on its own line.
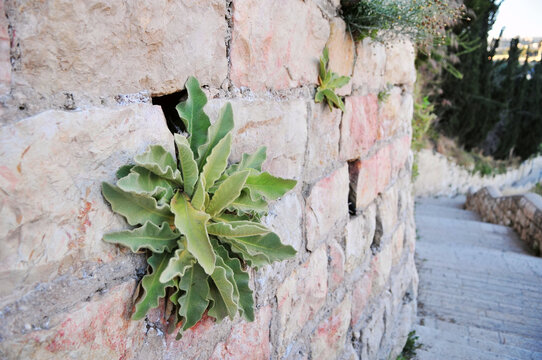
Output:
[414, 196, 542, 360]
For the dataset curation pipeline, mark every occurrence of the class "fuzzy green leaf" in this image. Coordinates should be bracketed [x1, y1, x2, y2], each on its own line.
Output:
[178, 263, 210, 331]
[132, 252, 174, 320]
[206, 170, 250, 218]
[222, 232, 296, 263]
[227, 147, 267, 174]
[214, 241, 254, 321]
[174, 134, 198, 197]
[244, 172, 297, 201]
[116, 164, 134, 179]
[207, 282, 228, 322]
[117, 166, 174, 205]
[219, 238, 272, 268]
[102, 182, 174, 226]
[227, 189, 269, 214]
[207, 221, 270, 238]
[159, 241, 196, 283]
[315, 90, 325, 103]
[197, 102, 234, 169]
[201, 133, 232, 191]
[176, 76, 211, 155]
[209, 253, 238, 321]
[191, 177, 206, 211]
[103, 221, 179, 253]
[329, 75, 350, 89]
[321, 88, 345, 112]
[134, 145, 182, 184]
[170, 192, 215, 275]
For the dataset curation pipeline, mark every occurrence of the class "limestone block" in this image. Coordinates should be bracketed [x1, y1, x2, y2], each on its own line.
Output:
[376, 185, 399, 239]
[349, 146, 392, 211]
[370, 244, 393, 297]
[0, 281, 144, 359]
[0, 104, 173, 299]
[351, 271, 373, 327]
[352, 38, 387, 93]
[205, 99, 307, 180]
[263, 192, 304, 252]
[326, 18, 355, 96]
[7, 0, 227, 98]
[391, 223, 405, 266]
[390, 135, 412, 177]
[231, 0, 329, 90]
[305, 103, 342, 182]
[305, 165, 350, 250]
[378, 88, 413, 139]
[345, 204, 376, 272]
[209, 306, 272, 360]
[310, 296, 351, 360]
[329, 240, 346, 289]
[360, 302, 385, 359]
[340, 94, 379, 161]
[384, 39, 416, 87]
[277, 246, 328, 344]
[0, 0, 10, 96]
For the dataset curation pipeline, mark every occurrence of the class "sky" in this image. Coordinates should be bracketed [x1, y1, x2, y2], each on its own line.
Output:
[488, 0, 542, 40]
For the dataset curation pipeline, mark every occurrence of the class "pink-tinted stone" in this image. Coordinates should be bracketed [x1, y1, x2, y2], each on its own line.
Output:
[231, 0, 329, 90]
[163, 314, 216, 356]
[277, 246, 328, 344]
[390, 135, 412, 176]
[349, 146, 392, 210]
[209, 306, 272, 360]
[340, 95, 379, 161]
[310, 296, 351, 360]
[351, 272, 373, 326]
[326, 18, 354, 96]
[305, 165, 350, 250]
[329, 240, 345, 289]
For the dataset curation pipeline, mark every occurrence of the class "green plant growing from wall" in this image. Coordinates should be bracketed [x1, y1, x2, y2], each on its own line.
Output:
[315, 46, 350, 112]
[101, 77, 297, 338]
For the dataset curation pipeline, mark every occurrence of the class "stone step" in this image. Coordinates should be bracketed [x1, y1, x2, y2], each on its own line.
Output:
[415, 196, 467, 209]
[415, 205, 481, 221]
[415, 214, 518, 237]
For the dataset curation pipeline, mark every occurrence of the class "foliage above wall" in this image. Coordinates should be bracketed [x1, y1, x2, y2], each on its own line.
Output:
[102, 77, 297, 338]
[315, 46, 350, 112]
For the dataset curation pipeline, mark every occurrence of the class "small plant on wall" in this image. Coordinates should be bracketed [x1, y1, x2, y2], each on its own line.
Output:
[102, 77, 297, 338]
[315, 46, 350, 112]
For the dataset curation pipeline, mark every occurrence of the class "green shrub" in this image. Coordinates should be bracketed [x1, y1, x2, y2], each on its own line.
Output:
[102, 77, 297, 338]
[396, 330, 422, 360]
[315, 46, 350, 112]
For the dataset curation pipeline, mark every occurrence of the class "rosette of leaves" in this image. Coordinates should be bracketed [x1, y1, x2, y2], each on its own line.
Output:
[101, 77, 297, 338]
[315, 46, 350, 112]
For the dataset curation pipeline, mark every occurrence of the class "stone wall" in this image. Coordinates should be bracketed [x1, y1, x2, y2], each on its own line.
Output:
[466, 187, 542, 256]
[414, 149, 542, 197]
[0, 1, 417, 359]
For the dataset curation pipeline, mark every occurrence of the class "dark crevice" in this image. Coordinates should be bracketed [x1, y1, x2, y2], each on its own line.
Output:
[371, 210, 383, 254]
[347, 160, 358, 216]
[152, 90, 187, 134]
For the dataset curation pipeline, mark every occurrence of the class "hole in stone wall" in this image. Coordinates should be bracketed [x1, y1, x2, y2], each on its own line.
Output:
[347, 160, 359, 216]
[152, 90, 187, 134]
[371, 210, 383, 254]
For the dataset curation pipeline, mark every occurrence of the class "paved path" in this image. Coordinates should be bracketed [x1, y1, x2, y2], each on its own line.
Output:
[414, 196, 542, 360]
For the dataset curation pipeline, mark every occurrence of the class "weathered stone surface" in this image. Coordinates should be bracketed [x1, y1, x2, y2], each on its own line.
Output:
[351, 272, 373, 327]
[305, 165, 350, 250]
[384, 39, 416, 87]
[0, 104, 173, 300]
[210, 306, 272, 360]
[205, 99, 307, 180]
[360, 298, 386, 359]
[391, 223, 405, 266]
[305, 103, 342, 182]
[326, 18, 355, 96]
[352, 38, 386, 94]
[263, 192, 304, 252]
[310, 296, 351, 360]
[329, 240, 345, 289]
[231, 0, 329, 90]
[0, 281, 144, 360]
[349, 146, 392, 210]
[277, 246, 328, 344]
[376, 185, 399, 239]
[370, 244, 393, 297]
[345, 204, 376, 272]
[378, 88, 413, 139]
[0, 0, 10, 96]
[390, 135, 412, 176]
[340, 94, 379, 161]
[6, 0, 227, 111]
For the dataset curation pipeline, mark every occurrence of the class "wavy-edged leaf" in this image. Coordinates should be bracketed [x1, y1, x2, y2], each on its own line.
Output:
[170, 192, 215, 275]
[174, 134, 198, 196]
[103, 221, 179, 253]
[207, 281, 228, 322]
[178, 263, 210, 331]
[207, 221, 270, 238]
[134, 145, 182, 184]
[212, 212, 252, 223]
[208, 253, 238, 321]
[201, 133, 232, 191]
[214, 241, 254, 321]
[167, 282, 182, 334]
[219, 237, 272, 268]
[116, 164, 134, 179]
[117, 166, 174, 205]
[197, 102, 234, 169]
[227, 147, 267, 175]
[206, 170, 249, 218]
[321, 88, 345, 112]
[159, 241, 196, 283]
[176, 76, 210, 155]
[228, 189, 269, 214]
[102, 182, 174, 226]
[244, 172, 297, 201]
[223, 232, 296, 263]
[132, 252, 174, 320]
[191, 177, 206, 211]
